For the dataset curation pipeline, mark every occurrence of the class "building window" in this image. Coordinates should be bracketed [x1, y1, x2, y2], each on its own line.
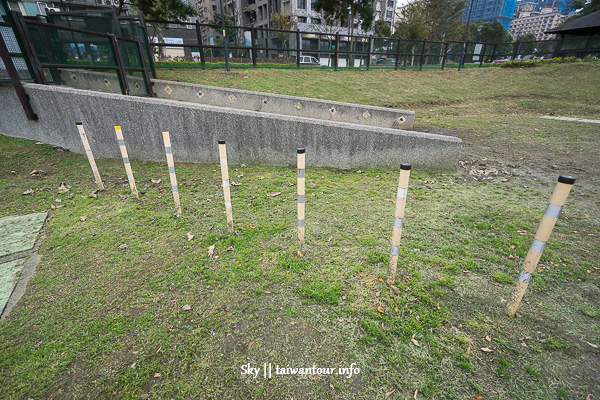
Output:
[298, 0, 306, 9]
[386, 10, 393, 19]
[388, 0, 394, 8]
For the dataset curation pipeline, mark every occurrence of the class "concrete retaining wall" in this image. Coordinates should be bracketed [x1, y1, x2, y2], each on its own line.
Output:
[0, 83, 461, 170]
[153, 79, 416, 130]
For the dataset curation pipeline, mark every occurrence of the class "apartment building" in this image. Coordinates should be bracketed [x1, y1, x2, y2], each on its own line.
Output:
[509, 6, 564, 40]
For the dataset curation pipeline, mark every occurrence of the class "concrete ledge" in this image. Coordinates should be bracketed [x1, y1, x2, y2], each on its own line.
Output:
[152, 79, 416, 130]
[0, 83, 461, 170]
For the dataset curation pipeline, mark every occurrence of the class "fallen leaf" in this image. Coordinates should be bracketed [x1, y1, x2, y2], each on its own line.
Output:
[57, 183, 70, 193]
[55, 198, 62, 203]
[241, 164, 247, 167]
[118, 243, 127, 249]
[258, 176, 265, 180]
[226, 246, 234, 251]
[378, 306, 385, 314]
[330, 383, 334, 389]
[390, 285, 400, 294]
[337, 317, 344, 322]
[472, 395, 483, 399]
[186, 232, 195, 242]
[130, 363, 136, 369]
[208, 245, 215, 258]
[379, 278, 384, 283]
[151, 179, 162, 184]
[266, 191, 281, 197]
[465, 344, 471, 355]
[181, 304, 192, 311]
[385, 388, 396, 399]
[79, 216, 87, 222]
[510, 245, 516, 249]
[586, 395, 591, 400]
[297, 250, 303, 257]
[586, 342, 598, 349]
[154, 372, 161, 378]
[414, 388, 418, 399]
[22, 189, 34, 195]
[231, 181, 241, 186]
[588, 234, 597, 237]
[29, 169, 45, 175]
[481, 347, 493, 352]
[248, 341, 255, 349]
[411, 338, 420, 347]
[395, 306, 399, 312]
[486, 336, 491, 342]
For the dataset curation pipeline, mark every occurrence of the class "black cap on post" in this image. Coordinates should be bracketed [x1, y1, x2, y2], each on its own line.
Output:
[76, 122, 83, 125]
[400, 163, 412, 170]
[218, 140, 226, 144]
[558, 175, 576, 185]
[297, 148, 305, 154]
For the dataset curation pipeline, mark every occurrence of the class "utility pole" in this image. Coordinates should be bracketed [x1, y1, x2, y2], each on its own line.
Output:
[220, 0, 231, 71]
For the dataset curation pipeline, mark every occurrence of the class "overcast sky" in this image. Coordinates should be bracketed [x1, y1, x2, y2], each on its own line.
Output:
[396, 0, 410, 7]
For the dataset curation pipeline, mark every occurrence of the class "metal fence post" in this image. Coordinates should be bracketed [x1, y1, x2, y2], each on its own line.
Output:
[491, 43, 497, 62]
[138, 12, 157, 78]
[441, 42, 448, 70]
[251, 24, 257, 67]
[419, 40, 426, 71]
[135, 37, 154, 96]
[479, 43, 486, 67]
[367, 35, 372, 69]
[395, 37, 401, 70]
[195, 20, 206, 68]
[110, 35, 130, 95]
[512, 40, 520, 61]
[335, 32, 339, 70]
[296, 28, 301, 69]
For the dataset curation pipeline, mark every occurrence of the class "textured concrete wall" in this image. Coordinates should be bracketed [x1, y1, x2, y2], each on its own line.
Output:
[152, 79, 416, 130]
[0, 83, 461, 170]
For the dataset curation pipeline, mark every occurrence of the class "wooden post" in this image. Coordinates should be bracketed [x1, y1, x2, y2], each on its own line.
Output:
[297, 148, 306, 244]
[162, 131, 182, 215]
[195, 20, 206, 68]
[114, 126, 139, 198]
[76, 123, 105, 190]
[388, 163, 412, 283]
[506, 175, 576, 317]
[218, 140, 234, 232]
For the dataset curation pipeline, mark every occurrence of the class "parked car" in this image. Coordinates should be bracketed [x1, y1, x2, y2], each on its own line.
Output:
[375, 57, 395, 65]
[299, 56, 321, 65]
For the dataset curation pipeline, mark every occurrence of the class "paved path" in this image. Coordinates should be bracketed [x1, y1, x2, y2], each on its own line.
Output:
[0, 212, 46, 318]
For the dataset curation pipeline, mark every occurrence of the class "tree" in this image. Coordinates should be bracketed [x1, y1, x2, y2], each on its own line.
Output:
[468, 21, 512, 43]
[312, 0, 375, 32]
[397, 0, 467, 42]
[208, 12, 237, 57]
[128, 0, 197, 21]
[270, 12, 297, 58]
[374, 20, 392, 37]
[567, 0, 600, 21]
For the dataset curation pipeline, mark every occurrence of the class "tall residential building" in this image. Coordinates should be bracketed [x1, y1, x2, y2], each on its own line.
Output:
[465, 0, 518, 31]
[509, 6, 564, 40]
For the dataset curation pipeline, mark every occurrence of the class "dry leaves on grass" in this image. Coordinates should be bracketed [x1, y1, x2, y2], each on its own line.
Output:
[57, 183, 70, 193]
[29, 169, 45, 176]
[481, 347, 493, 352]
[181, 304, 192, 311]
[22, 189, 34, 195]
[385, 389, 395, 399]
[411, 338, 420, 347]
[151, 179, 162, 184]
[266, 191, 281, 197]
[79, 216, 87, 222]
[186, 232, 195, 242]
[208, 245, 215, 258]
[377, 306, 385, 314]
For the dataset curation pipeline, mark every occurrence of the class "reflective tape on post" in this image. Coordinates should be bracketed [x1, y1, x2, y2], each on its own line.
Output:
[388, 163, 411, 283]
[297, 148, 306, 245]
[114, 126, 139, 199]
[162, 131, 182, 215]
[218, 140, 234, 233]
[76, 123, 105, 190]
[506, 175, 575, 317]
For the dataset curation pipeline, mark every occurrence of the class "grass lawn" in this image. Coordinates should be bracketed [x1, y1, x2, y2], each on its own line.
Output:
[0, 63, 599, 399]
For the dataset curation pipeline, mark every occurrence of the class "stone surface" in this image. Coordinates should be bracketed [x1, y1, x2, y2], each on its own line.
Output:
[0, 84, 462, 170]
[0, 212, 47, 257]
[0, 260, 25, 314]
[152, 79, 416, 130]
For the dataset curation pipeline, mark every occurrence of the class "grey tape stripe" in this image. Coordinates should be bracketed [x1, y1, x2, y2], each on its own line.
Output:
[393, 217, 403, 229]
[165, 146, 172, 154]
[530, 239, 546, 253]
[118, 139, 125, 146]
[298, 169, 305, 178]
[91, 165, 98, 172]
[225, 201, 231, 208]
[518, 271, 532, 283]
[298, 219, 305, 227]
[123, 157, 130, 164]
[171, 186, 178, 193]
[222, 180, 230, 188]
[390, 245, 399, 255]
[297, 195, 305, 203]
[127, 174, 134, 181]
[397, 187, 407, 199]
[168, 166, 175, 174]
[545, 204, 563, 219]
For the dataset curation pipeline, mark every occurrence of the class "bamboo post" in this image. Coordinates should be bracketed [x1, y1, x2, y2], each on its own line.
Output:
[297, 148, 306, 244]
[76, 123, 105, 190]
[162, 131, 182, 215]
[506, 175, 576, 317]
[114, 126, 139, 199]
[388, 163, 412, 283]
[218, 140, 234, 232]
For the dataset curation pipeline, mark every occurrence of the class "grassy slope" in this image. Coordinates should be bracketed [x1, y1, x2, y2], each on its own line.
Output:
[0, 64, 598, 399]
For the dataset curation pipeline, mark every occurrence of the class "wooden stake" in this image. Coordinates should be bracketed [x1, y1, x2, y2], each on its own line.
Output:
[506, 175, 575, 317]
[297, 148, 306, 245]
[388, 163, 412, 283]
[114, 126, 139, 199]
[218, 140, 234, 232]
[76, 123, 105, 190]
[162, 131, 182, 215]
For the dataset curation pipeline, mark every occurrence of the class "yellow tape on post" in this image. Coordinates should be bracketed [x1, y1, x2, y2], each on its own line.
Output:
[506, 175, 575, 317]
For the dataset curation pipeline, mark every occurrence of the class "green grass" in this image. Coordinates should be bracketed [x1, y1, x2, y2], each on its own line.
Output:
[1, 63, 599, 399]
